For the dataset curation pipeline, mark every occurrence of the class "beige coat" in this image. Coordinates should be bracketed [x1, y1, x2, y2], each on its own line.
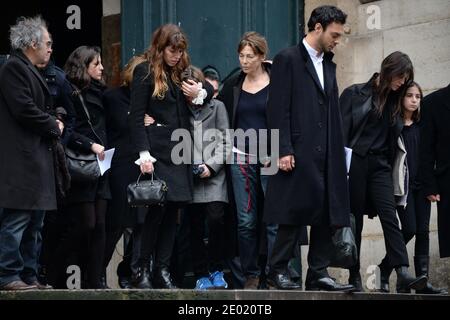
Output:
[392, 135, 408, 207]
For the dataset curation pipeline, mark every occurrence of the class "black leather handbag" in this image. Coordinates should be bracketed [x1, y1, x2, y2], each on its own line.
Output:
[65, 148, 100, 182]
[127, 173, 168, 207]
[65, 88, 103, 183]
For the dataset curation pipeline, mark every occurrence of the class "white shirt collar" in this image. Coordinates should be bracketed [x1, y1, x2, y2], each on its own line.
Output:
[302, 38, 324, 62]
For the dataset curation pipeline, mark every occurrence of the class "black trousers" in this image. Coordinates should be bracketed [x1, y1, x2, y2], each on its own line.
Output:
[185, 202, 226, 278]
[131, 203, 178, 274]
[270, 224, 331, 281]
[349, 154, 409, 271]
[397, 188, 431, 256]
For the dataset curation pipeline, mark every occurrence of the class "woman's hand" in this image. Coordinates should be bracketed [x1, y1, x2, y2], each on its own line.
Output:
[140, 160, 154, 174]
[144, 114, 155, 126]
[182, 79, 201, 98]
[91, 143, 105, 161]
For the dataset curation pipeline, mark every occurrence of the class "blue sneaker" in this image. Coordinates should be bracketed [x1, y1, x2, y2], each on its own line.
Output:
[210, 271, 228, 289]
[195, 277, 214, 291]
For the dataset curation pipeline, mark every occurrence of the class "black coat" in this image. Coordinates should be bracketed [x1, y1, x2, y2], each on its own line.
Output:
[129, 62, 193, 203]
[65, 80, 110, 204]
[0, 51, 60, 210]
[419, 84, 450, 257]
[263, 42, 350, 228]
[103, 85, 139, 228]
[340, 75, 403, 218]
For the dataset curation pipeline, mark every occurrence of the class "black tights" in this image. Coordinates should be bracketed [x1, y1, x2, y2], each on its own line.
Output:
[48, 200, 107, 288]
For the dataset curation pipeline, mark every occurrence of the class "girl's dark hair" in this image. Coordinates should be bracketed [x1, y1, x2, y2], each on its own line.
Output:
[307, 5, 347, 32]
[64, 46, 103, 89]
[373, 51, 414, 119]
[399, 81, 423, 123]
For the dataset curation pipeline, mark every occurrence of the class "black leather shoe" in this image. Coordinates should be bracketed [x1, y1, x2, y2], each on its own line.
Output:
[131, 266, 153, 289]
[378, 261, 392, 293]
[306, 277, 356, 292]
[119, 276, 133, 289]
[153, 267, 177, 289]
[395, 266, 427, 291]
[414, 256, 448, 294]
[267, 273, 301, 290]
[348, 271, 364, 292]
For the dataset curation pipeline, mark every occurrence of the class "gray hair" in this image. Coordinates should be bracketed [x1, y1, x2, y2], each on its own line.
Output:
[10, 16, 48, 51]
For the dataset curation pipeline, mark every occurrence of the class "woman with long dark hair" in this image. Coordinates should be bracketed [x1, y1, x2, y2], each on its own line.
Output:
[48, 46, 109, 289]
[340, 51, 428, 293]
[129, 24, 213, 289]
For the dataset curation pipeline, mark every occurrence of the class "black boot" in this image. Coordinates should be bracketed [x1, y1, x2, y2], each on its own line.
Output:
[100, 273, 110, 289]
[348, 270, 364, 292]
[414, 256, 448, 295]
[395, 266, 427, 292]
[153, 267, 177, 289]
[131, 265, 153, 289]
[378, 261, 392, 293]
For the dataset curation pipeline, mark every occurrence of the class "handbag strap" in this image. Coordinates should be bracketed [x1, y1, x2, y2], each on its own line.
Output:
[72, 84, 104, 146]
[136, 172, 160, 184]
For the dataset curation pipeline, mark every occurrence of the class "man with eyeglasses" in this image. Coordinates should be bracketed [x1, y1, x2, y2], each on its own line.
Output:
[0, 16, 64, 291]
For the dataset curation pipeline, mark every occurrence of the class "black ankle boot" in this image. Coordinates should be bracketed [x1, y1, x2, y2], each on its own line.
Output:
[348, 270, 363, 292]
[100, 274, 110, 289]
[395, 266, 427, 292]
[378, 261, 392, 293]
[414, 256, 448, 294]
[131, 266, 153, 289]
[153, 267, 177, 289]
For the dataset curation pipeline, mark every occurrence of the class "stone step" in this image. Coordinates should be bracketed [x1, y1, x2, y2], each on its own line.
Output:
[1, 289, 449, 300]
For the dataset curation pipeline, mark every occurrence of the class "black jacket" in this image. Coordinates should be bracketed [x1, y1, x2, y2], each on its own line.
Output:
[263, 42, 350, 228]
[0, 50, 60, 210]
[65, 80, 110, 204]
[340, 74, 404, 218]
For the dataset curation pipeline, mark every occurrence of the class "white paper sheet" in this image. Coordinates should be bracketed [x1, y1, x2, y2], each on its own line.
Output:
[97, 148, 115, 175]
[232, 146, 257, 157]
[345, 147, 353, 174]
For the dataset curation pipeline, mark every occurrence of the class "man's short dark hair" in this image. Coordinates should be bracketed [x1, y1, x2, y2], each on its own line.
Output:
[307, 5, 347, 32]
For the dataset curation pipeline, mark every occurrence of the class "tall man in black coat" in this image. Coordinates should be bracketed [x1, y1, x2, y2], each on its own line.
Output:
[0, 16, 63, 290]
[264, 6, 354, 291]
[419, 84, 450, 259]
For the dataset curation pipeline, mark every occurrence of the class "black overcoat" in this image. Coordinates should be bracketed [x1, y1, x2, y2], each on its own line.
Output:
[129, 62, 193, 203]
[103, 85, 139, 228]
[263, 42, 350, 228]
[0, 51, 60, 210]
[65, 80, 110, 204]
[419, 84, 450, 257]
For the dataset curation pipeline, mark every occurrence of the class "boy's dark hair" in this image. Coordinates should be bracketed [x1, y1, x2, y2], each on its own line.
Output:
[202, 65, 221, 82]
[307, 5, 347, 32]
